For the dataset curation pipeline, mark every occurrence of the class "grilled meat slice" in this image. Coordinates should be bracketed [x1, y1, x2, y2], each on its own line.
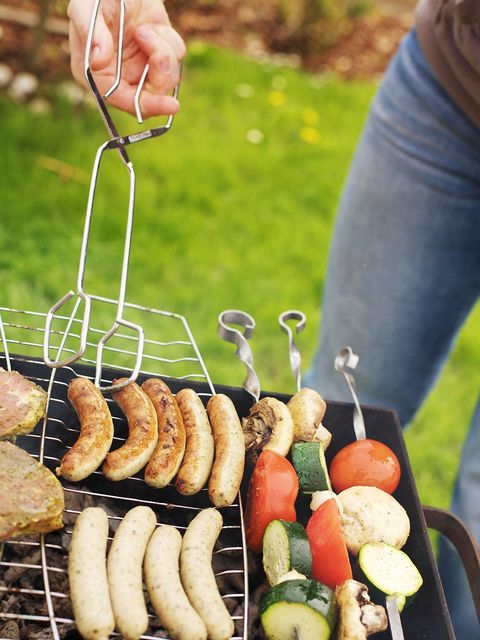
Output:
[0, 369, 47, 439]
[0, 441, 64, 542]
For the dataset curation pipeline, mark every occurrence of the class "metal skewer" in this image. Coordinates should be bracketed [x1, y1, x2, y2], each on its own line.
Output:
[218, 309, 261, 403]
[334, 346, 367, 441]
[278, 309, 306, 391]
[386, 594, 406, 640]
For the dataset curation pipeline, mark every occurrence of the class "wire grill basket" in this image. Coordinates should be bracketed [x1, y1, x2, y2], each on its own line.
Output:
[0, 303, 249, 640]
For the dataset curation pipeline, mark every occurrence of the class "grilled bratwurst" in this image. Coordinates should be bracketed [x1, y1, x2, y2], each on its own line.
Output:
[57, 377, 114, 482]
[142, 378, 186, 489]
[103, 380, 158, 481]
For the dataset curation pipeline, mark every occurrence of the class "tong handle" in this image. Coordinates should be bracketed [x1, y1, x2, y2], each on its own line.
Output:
[85, 0, 182, 149]
[218, 310, 260, 403]
[278, 310, 306, 392]
[334, 346, 366, 440]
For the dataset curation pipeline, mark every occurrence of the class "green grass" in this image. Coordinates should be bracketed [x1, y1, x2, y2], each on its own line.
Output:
[0, 42, 478, 512]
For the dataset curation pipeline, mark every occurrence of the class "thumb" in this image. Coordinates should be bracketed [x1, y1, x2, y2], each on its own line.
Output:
[68, 0, 114, 70]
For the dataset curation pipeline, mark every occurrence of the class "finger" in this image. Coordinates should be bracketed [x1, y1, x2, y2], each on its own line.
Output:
[69, 21, 86, 87]
[99, 77, 181, 118]
[145, 47, 179, 93]
[68, 0, 114, 71]
[134, 25, 185, 92]
[135, 23, 186, 61]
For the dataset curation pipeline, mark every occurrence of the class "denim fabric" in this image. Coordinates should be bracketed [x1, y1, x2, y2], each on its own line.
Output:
[304, 29, 480, 638]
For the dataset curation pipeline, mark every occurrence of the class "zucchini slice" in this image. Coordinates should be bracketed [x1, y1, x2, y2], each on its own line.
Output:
[291, 442, 332, 494]
[358, 542, 423, 607]
[263, 520, 312, 585]
[260, 579, 337, 640]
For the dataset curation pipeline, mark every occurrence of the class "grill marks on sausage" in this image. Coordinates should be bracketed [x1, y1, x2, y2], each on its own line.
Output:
[56, 378, 114, 482]
[142, 379, 186, 489]
[102, 380, 158, 482]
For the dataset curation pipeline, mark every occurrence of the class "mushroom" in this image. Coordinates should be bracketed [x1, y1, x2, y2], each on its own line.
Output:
[335, 579, 388, 639]
[242, 397, 294, 460]
[287, 387, 332, 448]
[338, 486, 410, 555]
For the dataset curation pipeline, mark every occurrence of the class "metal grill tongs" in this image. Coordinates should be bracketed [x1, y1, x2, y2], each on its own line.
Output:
[43, 0, 181, 393]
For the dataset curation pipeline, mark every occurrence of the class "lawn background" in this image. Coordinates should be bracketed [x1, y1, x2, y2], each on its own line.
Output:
[1, 42, 479, 513]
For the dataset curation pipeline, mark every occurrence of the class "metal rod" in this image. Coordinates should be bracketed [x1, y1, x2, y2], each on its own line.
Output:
[218, 309, 261, 403]
[279, 309, 306, 392]
[0, 313, 11, 371]
[104, 0, 126, 99]
[334, 346, 367, 440]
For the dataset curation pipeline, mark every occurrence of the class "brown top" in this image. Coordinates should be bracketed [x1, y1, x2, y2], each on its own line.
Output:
[416, 0, 480, 128]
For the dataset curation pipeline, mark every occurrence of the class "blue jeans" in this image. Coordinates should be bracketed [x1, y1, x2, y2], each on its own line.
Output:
[304, 30, 480, 639]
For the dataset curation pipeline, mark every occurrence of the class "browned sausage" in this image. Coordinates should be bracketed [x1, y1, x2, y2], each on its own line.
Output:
[57, 377, 114, 482]
[142, 379, 186, 489]
[207, 394, 245, 507]
[175, 388, 214, 495]
[102, 379, 158, 482]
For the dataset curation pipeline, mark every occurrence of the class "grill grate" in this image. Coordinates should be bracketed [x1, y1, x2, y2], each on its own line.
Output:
[0, 303, 249, 640]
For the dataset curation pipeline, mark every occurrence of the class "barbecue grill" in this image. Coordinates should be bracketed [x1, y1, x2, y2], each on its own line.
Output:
[2, 306, 480, 640]
[1, 1, 479, 638]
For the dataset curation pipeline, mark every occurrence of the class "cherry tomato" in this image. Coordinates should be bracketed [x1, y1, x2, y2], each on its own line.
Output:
[306, 497, 352, 589]
[245, 450, 298, 553]
[329, 438, 401, 494]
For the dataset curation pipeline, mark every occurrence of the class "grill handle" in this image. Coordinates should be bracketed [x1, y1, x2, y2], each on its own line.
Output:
[423, 505, 480, 625]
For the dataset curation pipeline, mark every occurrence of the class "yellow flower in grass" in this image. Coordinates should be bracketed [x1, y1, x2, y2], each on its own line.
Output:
[300, 126, 320, 144]
[302, 107, 320, 126]
[268, 91, 287, 107]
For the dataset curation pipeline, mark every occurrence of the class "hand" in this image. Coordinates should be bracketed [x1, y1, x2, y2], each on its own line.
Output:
[68, 0, 186, 118]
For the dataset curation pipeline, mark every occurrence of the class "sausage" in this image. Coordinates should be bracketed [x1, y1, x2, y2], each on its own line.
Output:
[180, 508, 234, 640]
[102, 380, 158, 481]
[142, 379, 186, 488]
[175, 388, 215, 495]
[144, 525, 207, 640]
[207, 394, 245, 507]
[57, 378, 114, 482]
[107, 506, 157, 640]
[68, 507, 115, 640]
